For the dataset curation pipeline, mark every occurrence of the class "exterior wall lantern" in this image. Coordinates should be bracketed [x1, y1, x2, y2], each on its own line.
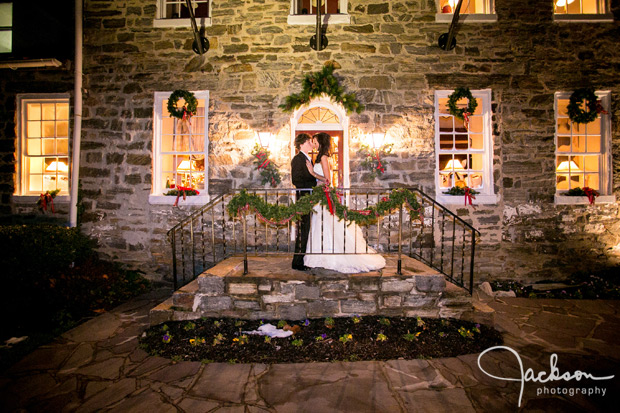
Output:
[371, 132, 386, 149]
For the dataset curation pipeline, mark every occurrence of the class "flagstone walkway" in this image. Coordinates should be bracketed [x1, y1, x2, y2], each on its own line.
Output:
[1, 286, 618, 412]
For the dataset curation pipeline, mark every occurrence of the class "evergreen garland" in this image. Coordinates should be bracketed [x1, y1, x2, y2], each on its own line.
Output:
[278, 62, 364, 115]
[443, 186, 479, 196]
[227, 187, 422, 227]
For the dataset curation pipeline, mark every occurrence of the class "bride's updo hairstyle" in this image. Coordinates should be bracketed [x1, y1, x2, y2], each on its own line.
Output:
[294, 133, 312, 150]
[313, 132, 331, 162]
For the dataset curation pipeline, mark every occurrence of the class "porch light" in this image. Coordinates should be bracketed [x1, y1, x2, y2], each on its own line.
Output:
[371, 132, 386, 149]
[46, 160, 69, 172]
[556, 160, 581, 172]
[257, 132, 272, 148]
[555, 0, 575, 7]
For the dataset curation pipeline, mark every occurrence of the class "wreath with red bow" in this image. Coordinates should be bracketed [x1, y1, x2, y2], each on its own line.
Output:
[447, 87, 478, 129]
[167, 90, 198, 120]
[567, 88, 604, 124]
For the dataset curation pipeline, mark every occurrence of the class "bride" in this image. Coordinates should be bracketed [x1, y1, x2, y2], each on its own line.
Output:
[303, 133, 386, 273]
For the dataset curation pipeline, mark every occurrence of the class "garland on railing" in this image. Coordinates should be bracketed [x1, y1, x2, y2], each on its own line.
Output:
[227, 186, 422, 227]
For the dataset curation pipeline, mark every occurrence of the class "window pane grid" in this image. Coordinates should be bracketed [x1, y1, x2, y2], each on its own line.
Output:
[293, 0, 340, 15]
[160, 101, 206, 191]
[555, 94, 605, 192]
[554, 0, 602, 14]
[437, 95, 485, 190]
[163, 0, 210, 19]
[439, 0, 492, 14]
[22, 100, 70, 195]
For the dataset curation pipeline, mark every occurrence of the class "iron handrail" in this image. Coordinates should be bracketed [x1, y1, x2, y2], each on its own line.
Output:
[167, 187, 480, 294]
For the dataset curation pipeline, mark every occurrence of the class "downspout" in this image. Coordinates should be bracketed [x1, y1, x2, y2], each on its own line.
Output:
[69, 0, 83, 227]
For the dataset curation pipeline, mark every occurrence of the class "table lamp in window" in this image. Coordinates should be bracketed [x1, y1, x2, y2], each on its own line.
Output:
[556, 159, 582, 189]
[443, 158, 466, 188]
[177, 160, 193, 187]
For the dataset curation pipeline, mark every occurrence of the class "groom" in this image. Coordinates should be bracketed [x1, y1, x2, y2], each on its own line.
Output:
[291, 133, 317, 271]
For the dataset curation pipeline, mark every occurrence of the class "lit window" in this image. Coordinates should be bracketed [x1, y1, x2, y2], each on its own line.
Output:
[16, 96, 70, 195]
[435, 0, 497, 22]
[555, 91, 613, 203]
[150, 91, 209, 204]
[288, 0, 350, 25]
[154, 0, 211, 28]
[0, 2, 12, 54]
[554, 0, 612, 21]
[434, 90, 497, 204]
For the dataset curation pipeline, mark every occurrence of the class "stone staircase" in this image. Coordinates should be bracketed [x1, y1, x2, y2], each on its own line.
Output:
[150, 255, 472, 325]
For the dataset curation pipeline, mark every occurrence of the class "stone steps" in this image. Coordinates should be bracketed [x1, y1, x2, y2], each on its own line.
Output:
[149, 255, 472, 325]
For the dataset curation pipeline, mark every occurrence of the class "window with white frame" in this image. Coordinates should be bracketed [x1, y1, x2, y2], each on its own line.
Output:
[16, 95, 70, 196]
[154, 0, 211, 28]
[151, 91, 209, 204]
[288, 0, 350, 25]
[434, 89, 496, 204]
[555, 91, 613, 203]
[0, 2, 12, 53]
[436, 0, 497, 23]
[554, 0, 613, 21]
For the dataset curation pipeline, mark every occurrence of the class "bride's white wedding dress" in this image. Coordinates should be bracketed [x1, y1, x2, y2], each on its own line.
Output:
[304, 162, 386, 273]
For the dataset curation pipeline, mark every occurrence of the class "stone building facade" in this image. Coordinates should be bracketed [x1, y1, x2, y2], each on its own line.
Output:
[1, 0, 619, 283]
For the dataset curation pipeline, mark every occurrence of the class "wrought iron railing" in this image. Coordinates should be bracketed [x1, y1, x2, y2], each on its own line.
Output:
[167, 187, 480, 293]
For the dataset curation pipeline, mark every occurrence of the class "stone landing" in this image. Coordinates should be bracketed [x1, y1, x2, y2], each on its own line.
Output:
[150, 255, 472, 325]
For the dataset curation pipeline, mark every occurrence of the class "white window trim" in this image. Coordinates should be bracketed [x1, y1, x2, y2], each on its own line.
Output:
[153, 0, 212, 28]
[14, 93, 71, 198]
[149, 91, 210, 205]
[434, 89, 498, 205]
[554, 90, 614, 205]
[288, 0, 350, 25]
[435, 0, 497, 23]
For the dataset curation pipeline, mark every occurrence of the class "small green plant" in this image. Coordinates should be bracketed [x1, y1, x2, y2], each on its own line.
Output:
[441, 319, 450, 327]
[277, 320, 287, 328]
[472, 324, 481, 334]
[213, 333, 225, 346]
[189, 337, 205, 346]
[161, 324, 169, 332]
[339, 333, 353, 344]
[291, 339, 304, 347]
[264, 336, 272, 344]
[324, 317, 335, 329]
[351, 314, 362, 324]
[162, 333, 172, 343]
[379, 317, 391, 326]
[403, 330, 420, 342]
[458, 327, 474, 339]
[438, 332, 446, 338]
[183, 321, 196, 331]
[416, 317, 425, 328]
[201, 359, 214, 364]
[227, 359, 238, 364]
[233, 334, 249, 345]
[213, 320, 222, 328]
[171, 355, 183, 362]
[315, 334, 327, 342]
[234, 320, 245, 328]
[376, 333, 388, 342]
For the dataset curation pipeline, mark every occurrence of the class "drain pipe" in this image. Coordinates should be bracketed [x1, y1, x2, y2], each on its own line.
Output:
[69, 0, 83, 227]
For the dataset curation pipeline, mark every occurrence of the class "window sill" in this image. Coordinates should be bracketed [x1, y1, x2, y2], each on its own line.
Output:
[435, 13, 498, 23]
[435, 193, 498, 205]
[153, 17, 212, 28]
[13, 195, 70, 203]
[149, 194, 210, 205]
[555, 195, 616, 205]
[287, 14, 351, 25]
[553, 14, 614, 23]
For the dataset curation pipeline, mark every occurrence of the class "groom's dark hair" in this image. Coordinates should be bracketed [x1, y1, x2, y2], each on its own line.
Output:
[294, 133, 312, 150]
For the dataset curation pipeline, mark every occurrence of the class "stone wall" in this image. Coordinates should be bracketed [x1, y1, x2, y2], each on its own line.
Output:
[2, 0, 620, 282]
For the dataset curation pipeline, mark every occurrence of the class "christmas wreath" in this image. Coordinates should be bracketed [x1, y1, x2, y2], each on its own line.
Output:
[279, 61, 364, 115]
[227, 187, 422, 228]
[359, 144, 393, 181]
[447, 87, 478, 121]
[167, 90, 198, 120]
[251, 144, 282, 188]
[567, 88, 598, 124]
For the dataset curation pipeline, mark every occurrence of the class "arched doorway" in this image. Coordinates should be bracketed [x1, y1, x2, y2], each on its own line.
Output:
[290, 98, 349, 188]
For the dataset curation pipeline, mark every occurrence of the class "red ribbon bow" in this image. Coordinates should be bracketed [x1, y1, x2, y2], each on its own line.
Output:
[39, 193, 55, 213]
[583, 187, 596, 205]
[182, 107, 192, 124]
[173, 186, 199, 207]
[463, 112, 471, 130]
[464, 187, 476, 206]
[595, 100, 609, 115]
[323, 184, 334, 215]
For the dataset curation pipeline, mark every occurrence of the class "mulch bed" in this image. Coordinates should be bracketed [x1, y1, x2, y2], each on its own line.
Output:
[140, 316, 503, 363]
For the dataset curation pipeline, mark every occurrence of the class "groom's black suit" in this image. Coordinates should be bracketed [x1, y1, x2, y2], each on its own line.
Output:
[291, 151, 317, 269]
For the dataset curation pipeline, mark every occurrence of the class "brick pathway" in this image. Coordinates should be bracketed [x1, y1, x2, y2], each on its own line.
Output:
[1, 287, 618, 412]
